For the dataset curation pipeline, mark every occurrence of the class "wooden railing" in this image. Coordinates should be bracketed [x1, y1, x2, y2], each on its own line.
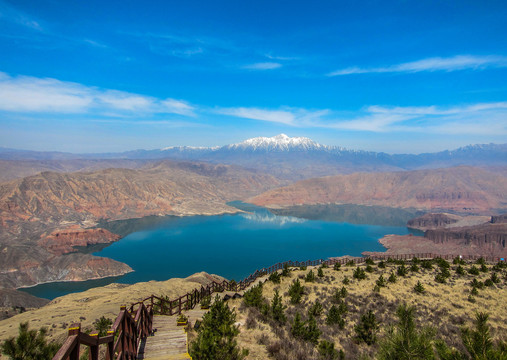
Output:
[52, 253, 504, 359]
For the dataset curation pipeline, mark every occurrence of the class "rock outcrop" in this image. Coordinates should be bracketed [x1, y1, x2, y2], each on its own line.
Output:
[366, 214, 507, 258]
[38, 227, 120, 255]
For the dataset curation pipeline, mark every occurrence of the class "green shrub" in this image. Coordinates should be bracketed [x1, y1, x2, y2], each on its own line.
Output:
[365, 264, 375, 273]
[410, 263, 419, 272]
[471, 278, 484, 289]
[291, 312, 306, 339]
[484, 278, 494, 287]
[304, 314, 321, 345]
[333, 262, 341, 271]
[339, 286, 348, 298]
[282, 263, 290, 277]
[94, 316, 113, 337]
[300, 265, 307, 271]
[365, 258, 375, 265]
[318, 340, 339, 359]
[189, 296, 247, 360]
[471, 286, 479, 296]
[308, 301, 324, 318]
[243, 283, 264, 309]
[397, 264, 408, 277]
[305, 270, 316, 282]
[342, 276, 350, 285]
[326, 305, 344, 327]
[346, 260, 355, 266]
[270, 290, 286, 324]
[354, 310, 378, 345]
[414, 281, 425, 294]
[476, 257, 486, 265]
[480, 264, 489, 273]
[388, 272, 397, 283]
[469, 265, 480, 275]
[456, 265, 466, 276]
[453, 256, 465, 265]
[321, 262, 329, 268]
[1, 322, 60, 360]
[376, 274, 386, 288]
[435, 273, 447, 284]
[269, 271, 281, 284]
[435, 257, 450, 269]
[377, 303, 435, 360]
[378, 260, 386, 269]
[318, 267, 324, 278]
[421, 260, 433, 270]
[288, 279, 305, 304]
[353, 266, 367, 280]
[490, 272, 500, 284]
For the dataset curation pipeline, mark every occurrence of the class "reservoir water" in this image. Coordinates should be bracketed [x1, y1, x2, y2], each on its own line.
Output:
[20, 203, 422, 299]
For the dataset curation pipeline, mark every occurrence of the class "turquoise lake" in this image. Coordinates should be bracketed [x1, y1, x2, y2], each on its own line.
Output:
[20, 203, 421, 299]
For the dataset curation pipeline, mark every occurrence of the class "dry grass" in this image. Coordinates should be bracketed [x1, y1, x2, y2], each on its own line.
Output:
[229, 261, 507, 359]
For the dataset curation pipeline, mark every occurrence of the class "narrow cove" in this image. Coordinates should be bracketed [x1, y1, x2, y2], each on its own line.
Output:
[20, 203, 421, 299]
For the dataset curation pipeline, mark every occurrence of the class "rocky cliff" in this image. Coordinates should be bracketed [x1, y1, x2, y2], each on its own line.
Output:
[366, 213, 507, 258]
[250, 166, 507, 214]
[425, 223, 507, 256]
[39, 227, 120, 255]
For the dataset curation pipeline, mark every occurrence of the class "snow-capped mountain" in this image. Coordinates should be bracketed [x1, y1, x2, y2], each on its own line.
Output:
[1, 135, 505, 181]
[226, 134, 331, 152]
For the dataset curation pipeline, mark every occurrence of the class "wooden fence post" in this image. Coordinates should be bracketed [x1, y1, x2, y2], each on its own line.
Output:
[89, 333, 99, 360]
[68, 323, 80, 360]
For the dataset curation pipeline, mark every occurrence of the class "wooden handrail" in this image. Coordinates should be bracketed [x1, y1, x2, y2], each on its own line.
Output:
[53, 252, 504, 359]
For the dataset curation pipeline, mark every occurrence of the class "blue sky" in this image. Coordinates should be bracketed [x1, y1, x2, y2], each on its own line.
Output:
[0, 0, 506, 154]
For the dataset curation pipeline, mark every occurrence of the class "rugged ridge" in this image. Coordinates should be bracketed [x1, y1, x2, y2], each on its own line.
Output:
[250, 166, 507, 214]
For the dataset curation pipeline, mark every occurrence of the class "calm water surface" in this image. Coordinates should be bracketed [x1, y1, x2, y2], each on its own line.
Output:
[21, 203, 419, 299]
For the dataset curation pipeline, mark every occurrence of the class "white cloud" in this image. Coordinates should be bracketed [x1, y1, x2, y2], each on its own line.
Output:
[327, 55, 507, 76]
[218, 107, 295, 125]
[243, 62, 282, 70]
[326, 102, 507, 135]
[0, 72, 196, 117]
[217, 106, 329, 126]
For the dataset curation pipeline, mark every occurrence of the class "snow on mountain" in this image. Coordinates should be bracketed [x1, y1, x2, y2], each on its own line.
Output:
[226, 134, 331, 152]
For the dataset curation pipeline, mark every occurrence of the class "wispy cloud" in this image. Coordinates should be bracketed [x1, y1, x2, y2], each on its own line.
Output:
[242, 62, 282, 70]
[327, 55, 507, 76]
[0, 0, 43, 31]
[217, 101, 507, 136]
[0, 72, 196, 117]
[217, 106, 329, 126]
[326, 102, 507, 135]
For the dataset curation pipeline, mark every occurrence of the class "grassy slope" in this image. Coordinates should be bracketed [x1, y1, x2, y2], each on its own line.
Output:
[220, 261, 507, 359]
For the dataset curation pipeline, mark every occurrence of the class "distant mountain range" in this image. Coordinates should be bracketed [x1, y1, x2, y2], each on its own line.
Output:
[1, 134, 506, 181]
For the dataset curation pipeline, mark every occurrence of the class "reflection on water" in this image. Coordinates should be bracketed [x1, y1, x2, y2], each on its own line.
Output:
[241, 212, 306, 225]
[270, 204, 424, 227]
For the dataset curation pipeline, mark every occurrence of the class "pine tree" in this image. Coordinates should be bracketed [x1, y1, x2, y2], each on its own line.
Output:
[305, 270, 316, 282]
[318, 267, 325, 278]
[326, 305, 342, 326]
[291, 312, 306, 340]
[304, 314, 321, 345]
[243, 282, 264, 309]
[377, 303, 436, 360]
[414, 281, 425, 294]
[318, 340, 339, 359]
[270, 290, 286, 324]
[354, 310, 378, 345]
[190, 296, 246, 360]
[288, 278, 305, 304]
[1, 322, 60, 360]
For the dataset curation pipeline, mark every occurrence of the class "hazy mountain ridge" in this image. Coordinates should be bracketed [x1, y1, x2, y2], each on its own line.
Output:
[1, 136, 506, 181]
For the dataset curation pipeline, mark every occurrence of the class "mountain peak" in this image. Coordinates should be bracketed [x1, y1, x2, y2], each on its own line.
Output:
[227, 134, 326, 152]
